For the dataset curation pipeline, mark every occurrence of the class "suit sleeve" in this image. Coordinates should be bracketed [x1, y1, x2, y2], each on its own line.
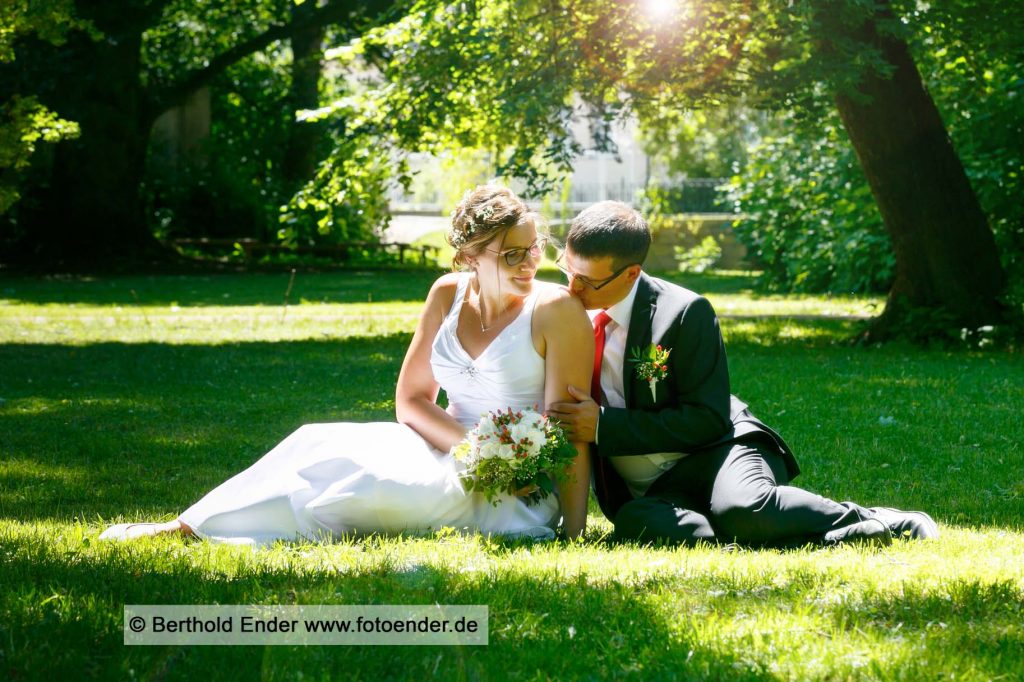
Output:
[597, 296, 731, 456]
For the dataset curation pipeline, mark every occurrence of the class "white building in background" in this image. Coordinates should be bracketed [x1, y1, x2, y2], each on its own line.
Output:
[387, 115, 655, 216]
[562, 115, 651, 207]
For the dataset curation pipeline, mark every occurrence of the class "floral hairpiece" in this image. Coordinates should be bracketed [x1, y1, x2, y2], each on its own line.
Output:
[450, 205, 496, 249]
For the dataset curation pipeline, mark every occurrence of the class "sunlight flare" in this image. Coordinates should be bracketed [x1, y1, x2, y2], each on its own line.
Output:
[640, 0, 685, 22]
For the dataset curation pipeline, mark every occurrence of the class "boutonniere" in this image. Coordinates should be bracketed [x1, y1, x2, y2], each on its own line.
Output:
[629, 344, 671, 401]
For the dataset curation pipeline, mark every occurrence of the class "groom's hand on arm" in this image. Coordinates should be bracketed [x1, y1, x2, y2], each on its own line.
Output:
[547, 384, 599, 443]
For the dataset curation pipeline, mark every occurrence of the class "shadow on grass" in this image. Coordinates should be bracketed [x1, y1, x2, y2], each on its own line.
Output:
[723, 317, 865, 346]
[2, 334, 1021, 526]
[655, 270, 763, 296]
[0, 270, 772, 308]
[0, 535, 768, 681]
[0, 336, 410, 520]
[828, 580, 1024, 680]
[2, 530, 1023, 680]
[0, 270, 444, 307]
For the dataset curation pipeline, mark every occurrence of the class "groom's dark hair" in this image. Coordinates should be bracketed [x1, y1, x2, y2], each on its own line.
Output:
[566, 201, 651, 269]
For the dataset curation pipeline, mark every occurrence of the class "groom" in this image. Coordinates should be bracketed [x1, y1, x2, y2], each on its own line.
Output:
[548, 201, 938, 547]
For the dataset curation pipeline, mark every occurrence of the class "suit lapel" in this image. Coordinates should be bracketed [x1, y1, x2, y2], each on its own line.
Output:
[622, 273, 656, 406]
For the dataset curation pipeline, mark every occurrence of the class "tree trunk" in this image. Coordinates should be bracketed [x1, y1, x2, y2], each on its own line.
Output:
[825, 2, 1008, 338]
[282, 0, 327, 190]
[1, 0, 397, 270]
[9, 21, 165, 268]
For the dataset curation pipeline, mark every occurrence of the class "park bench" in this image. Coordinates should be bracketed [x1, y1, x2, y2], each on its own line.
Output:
[170, 238, 440, 265]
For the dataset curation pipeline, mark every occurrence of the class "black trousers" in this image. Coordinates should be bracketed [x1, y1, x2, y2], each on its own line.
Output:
[613, 436, 871, 547]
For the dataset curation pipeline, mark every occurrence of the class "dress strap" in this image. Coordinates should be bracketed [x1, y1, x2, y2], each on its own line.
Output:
[444, 272, 470, 321]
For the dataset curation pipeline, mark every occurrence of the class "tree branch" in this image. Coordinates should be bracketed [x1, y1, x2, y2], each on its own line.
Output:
[139, 0, 177, 29]
[145, 0, 398, 124]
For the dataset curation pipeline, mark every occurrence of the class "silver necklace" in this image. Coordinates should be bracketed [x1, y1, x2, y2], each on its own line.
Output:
[478, 296, 492, 333]
[476, 294, 498, 333]
[473, 270, 516, 333]
[475, 291, 517, 333]
[473, 273, 496, 333]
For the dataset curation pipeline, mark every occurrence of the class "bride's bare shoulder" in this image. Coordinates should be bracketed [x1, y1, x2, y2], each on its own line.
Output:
[424, 272, 464, 312]
[430, 271, 464, 294]
[533, 282, 588, 329]
[535, 280, 580, 307]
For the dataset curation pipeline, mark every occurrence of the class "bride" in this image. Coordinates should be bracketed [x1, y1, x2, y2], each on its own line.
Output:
[100, 185, 593, 544]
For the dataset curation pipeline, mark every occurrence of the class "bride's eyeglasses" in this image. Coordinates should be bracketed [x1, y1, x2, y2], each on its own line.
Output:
[486, 237, 549, 267]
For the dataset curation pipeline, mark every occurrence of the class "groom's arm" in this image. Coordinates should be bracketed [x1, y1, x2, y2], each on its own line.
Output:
[598, 295, 731, 456]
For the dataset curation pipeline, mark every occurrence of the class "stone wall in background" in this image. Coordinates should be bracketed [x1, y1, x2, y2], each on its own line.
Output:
[645, 215, 750, 272]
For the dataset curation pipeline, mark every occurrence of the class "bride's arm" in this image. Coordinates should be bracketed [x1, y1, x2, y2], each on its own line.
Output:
[535, 288, 594, 539]
[395, 274, 468, 452]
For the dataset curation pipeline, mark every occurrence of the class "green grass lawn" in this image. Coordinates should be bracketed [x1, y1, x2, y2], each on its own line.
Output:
[1, 269, 1022, 680]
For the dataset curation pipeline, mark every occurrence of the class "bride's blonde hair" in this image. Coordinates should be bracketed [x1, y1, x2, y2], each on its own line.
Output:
[447, 185, 537, 270]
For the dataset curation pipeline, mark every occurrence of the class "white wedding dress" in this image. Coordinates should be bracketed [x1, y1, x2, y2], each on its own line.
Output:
[178, 274, 560, 545]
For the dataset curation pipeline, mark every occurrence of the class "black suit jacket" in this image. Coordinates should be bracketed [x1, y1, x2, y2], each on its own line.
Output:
[593, 273, 800, 521]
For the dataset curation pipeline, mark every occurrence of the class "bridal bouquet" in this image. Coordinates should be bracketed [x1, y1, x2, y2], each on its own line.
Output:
[451, 407, 578, 506]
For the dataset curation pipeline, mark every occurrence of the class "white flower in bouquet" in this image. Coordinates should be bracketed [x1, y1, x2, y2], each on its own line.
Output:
[476, 415, 501, 441]
[451, 407, 579, 505]
[509, 420, 545, 457]
[479, 440, 510, 461]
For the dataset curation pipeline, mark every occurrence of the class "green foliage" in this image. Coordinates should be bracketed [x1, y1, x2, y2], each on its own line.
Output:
[674, 235, 723, 274]
[315, 0, 582, 197]
[0, 95, 80, 214]
[0, 0, 95, 62]
[3, 0, 402, 255]
[140, 0, 288, 85]
[280, 134, 394, 246]
[299, 0, 1018, 327]
[401, 148, 493, 214]
[720, 1, 1024, 296]
[140, 0, 395, 247]
[329, 0, 909, 189]
[0, 0, 92, 216]
[145, 44, 294, 241]
[902, 0, 1024, 299]
[639, 105, 764, 179]
[728, 111, 894, 294]
[639, 182, 731, 216]
[142, 2, 296, 243]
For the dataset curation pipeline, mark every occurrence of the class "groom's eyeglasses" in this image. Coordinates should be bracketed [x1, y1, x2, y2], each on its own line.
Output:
[486, 237, 549, 267]
[556, 253, 635, 290]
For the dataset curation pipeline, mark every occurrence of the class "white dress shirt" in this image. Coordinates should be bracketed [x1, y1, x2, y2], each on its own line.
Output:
[592, 279, 686, 498]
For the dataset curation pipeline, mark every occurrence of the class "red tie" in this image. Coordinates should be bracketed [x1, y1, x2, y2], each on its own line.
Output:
[591, 311, 613, 405]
